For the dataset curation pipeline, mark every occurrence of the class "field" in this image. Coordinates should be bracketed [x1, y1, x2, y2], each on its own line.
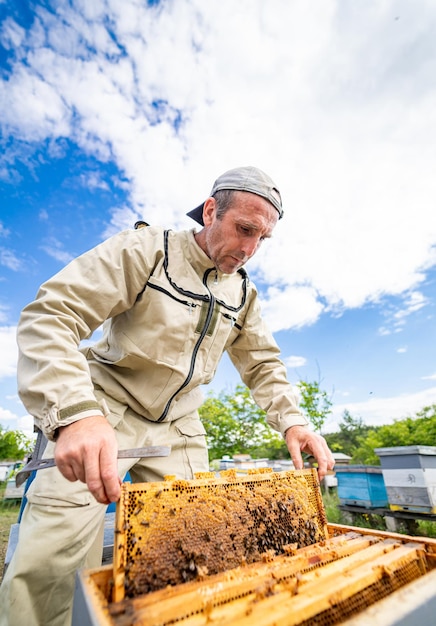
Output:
[322, 488, 436, 537]
[0, 483, 21, 583]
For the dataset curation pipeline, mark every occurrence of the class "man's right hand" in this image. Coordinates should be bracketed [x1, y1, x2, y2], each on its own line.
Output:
[54, 415, 121, 504]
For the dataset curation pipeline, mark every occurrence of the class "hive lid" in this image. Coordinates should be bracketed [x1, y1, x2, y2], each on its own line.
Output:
[335, 465, 383, 474]
[112, 468, 327, 602]
[375, 445, 436, 457]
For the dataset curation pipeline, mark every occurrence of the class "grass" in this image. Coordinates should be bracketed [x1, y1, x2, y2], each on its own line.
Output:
[322, 488, 436, 538]
[0, 482, 21, 583]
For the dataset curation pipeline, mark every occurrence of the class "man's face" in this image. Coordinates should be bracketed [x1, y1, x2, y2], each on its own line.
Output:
[199, 191, 279, 274]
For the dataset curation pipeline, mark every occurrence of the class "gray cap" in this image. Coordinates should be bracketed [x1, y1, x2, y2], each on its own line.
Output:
[187, 165, 283, 226]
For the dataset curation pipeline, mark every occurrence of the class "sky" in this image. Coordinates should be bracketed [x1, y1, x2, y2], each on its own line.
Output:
[1, 0, 436, 440]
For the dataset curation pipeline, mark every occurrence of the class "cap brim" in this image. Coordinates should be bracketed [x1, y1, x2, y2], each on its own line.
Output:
[186, 203, 205, 226]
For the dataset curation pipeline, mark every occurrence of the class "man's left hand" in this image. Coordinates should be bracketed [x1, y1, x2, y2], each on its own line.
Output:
[285, 425, 335, 480]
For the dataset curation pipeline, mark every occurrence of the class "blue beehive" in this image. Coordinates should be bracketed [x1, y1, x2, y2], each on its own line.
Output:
[335, 465, 388, 508]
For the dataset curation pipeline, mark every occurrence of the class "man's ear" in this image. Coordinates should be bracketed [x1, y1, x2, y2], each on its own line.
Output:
[202, 197, 216, 227]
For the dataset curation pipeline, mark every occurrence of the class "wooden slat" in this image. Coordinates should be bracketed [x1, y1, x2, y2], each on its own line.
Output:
[340, 567, 436, 626]
[111, 490, 127, 603]
[214, 544, 425, 626]
[77, 567, 114, 626]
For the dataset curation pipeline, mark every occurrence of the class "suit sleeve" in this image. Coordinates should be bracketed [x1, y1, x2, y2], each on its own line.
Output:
[226, 288, 309, 437]
[17, 228, 159, 439]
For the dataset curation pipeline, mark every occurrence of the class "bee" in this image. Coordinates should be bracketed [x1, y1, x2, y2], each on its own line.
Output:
[132, 501, 144, 516]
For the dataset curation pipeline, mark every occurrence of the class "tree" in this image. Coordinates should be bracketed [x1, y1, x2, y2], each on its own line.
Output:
[325, 409, 371, 457]
[199, 384, 288, 461]
[351, 411, 436, 465]
[0, 426, 33, 461]
[296, 379, 332, 433]
[415, 404, 436, 421]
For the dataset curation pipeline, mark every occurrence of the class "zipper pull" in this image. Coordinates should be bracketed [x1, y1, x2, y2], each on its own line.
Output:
[224, 313, 236, 327]
[214, 270, 218, 285]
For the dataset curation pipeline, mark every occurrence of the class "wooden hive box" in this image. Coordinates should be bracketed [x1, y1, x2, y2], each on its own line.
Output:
[335, 465, 388, 508]
[376, 446, 436, 514]
[73, 469, 436, 626]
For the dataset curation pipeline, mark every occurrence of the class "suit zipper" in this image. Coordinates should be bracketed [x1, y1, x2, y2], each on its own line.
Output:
[157, 276, 215, 422]
[147, 281, 198, 309]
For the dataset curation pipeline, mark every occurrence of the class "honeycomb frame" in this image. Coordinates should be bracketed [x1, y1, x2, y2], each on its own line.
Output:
[112, 468, 328, 602]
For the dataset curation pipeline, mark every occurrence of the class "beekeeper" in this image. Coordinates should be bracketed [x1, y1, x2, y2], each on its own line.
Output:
[0, 166, 334, 626]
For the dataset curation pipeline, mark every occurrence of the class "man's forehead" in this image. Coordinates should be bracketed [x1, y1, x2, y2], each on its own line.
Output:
[231, 209, 277, 236]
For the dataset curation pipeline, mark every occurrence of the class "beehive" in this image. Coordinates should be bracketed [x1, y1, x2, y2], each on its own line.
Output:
[335, 465, 388, 508]
[74, 469, 436, 626]
[376, 446, 436, 513]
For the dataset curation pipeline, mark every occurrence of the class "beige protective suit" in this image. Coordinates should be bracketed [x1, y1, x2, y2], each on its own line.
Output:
[0, 226, 307, 625]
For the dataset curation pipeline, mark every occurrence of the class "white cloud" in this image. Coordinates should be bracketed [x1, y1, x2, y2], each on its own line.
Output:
[39, 238, 75, 264]
[259, 285, 324, 332]
[283, 355, 307, 368]
[0, 65, 71, 141]
[422, 373, 436, 381]
[328, 386, 436, 432]
[0, 406, 35, 439]
[378, 290, 429, 335]
[103, 206, 142, 239]
[0, 16, 25, 50]
[0, 306, 9, 323]
[0, 222, 10, 237]
[0, 326, 18, 378]
[0, 0, 435, 334]
[79, 171, 109, 192]
[397, 346, 407, 353]
[392, 291, 428, 326]
[0, 247, 23, 271]
[1, 0, 435, 441]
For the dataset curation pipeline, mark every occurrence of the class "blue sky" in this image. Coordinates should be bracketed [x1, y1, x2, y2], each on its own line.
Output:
[1, 0, 436, 438]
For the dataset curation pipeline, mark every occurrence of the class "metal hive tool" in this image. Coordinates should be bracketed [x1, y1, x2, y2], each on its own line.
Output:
[112, 468, 328, 602]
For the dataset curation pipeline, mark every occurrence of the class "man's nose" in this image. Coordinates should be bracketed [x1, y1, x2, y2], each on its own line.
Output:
[241, 237, 261, 258]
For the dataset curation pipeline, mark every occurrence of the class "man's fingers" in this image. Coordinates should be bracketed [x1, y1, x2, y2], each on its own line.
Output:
[80, 450, 109, 504]
[55, 460, 78, 483]
[54, 415, 121, 504]
[97, 444, 121, 504]
[287, 437, 304, 470]
[81, 444, 120, 505]
[57, 455, 114, 504]
[309, 440, 327, 474]
[285, 425, 335, 481]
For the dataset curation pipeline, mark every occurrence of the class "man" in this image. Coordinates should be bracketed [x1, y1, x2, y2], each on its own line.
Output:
[0, 166, 334, 625]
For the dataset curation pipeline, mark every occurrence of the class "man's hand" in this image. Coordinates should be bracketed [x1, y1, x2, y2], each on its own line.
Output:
[54, 415, 121, 504]
[285, 425, 335, 481]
